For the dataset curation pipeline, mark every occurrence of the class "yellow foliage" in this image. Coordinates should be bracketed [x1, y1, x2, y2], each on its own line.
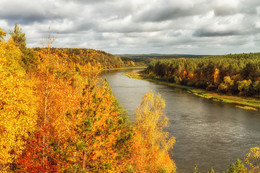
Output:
[0, 40, 37, 169]
[75, 78, 126, 172]
[0, 28, 6, 41]
[245, 147, 260, 172]
[132, 90, 176, 172]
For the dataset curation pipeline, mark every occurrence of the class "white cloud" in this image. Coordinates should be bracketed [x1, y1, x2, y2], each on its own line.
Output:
[0, 0, 259, 54]
[213, 0, 239, 16]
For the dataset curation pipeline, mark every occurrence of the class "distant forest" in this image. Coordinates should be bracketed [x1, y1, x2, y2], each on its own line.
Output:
[119, 53, 207, 66]
[145, 53, 260, 97]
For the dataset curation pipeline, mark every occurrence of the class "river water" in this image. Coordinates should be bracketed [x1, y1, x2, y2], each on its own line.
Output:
[101, 69, 260, 173]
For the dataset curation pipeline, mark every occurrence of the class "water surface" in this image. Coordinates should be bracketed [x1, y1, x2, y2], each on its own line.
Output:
[102, 69, 260, 172]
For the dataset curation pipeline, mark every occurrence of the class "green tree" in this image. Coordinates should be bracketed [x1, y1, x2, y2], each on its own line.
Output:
[209, 168, 215, 173]
[10, 24, 26, 49]
[225, 159, 247, 173]
[237, 79, 252, 95]
[252, 81, 260, 94]
[10, 24, 38, 73]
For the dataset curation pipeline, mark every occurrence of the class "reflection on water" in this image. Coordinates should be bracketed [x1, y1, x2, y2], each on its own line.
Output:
[101, 69, 260, 173]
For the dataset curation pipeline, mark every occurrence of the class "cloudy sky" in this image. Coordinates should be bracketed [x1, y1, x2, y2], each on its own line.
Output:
[0, 0, 259, 55]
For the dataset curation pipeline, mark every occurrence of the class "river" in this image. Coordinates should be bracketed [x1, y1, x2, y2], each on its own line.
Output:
[101, 69, 260, 173]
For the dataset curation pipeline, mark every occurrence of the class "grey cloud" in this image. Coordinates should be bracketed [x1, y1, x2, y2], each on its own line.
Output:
[54, 20, 96, 34]
[0, 0, 80, 25]
[213, 0, 260, 16]
[0, 8, 49, 24]
[214, 7, 238, 16]
[136, 7, 192, 22]
[133, 1, 210, 22]
[1, 15, 68, 25]
[62, 0, 117, 4]
[193, 29, 241, 37]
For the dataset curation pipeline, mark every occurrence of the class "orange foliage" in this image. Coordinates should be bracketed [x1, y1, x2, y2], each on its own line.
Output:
[187, 72, 194, 80]
[232, 74, 242, 81]
[213, 68, 220, 84]
[17, 129, 59, 172]
[182, 70, 188, 78]
[17, 44, 96, 171]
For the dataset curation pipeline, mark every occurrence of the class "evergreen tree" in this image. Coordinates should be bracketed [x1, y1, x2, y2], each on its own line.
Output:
[10, 24, 26, 49]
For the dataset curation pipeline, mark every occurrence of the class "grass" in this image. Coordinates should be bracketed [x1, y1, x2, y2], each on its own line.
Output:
[235, 105, 258, 111]
[125, 70, 260, 111]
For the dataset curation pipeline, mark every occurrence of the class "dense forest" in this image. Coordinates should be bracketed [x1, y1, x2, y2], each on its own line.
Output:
[33, 48, 136, 69]
[119, 54, 206, 67]
[0, 25, 259, 172]
[145, 54, 260, 97]
[0, 25, 175, 172]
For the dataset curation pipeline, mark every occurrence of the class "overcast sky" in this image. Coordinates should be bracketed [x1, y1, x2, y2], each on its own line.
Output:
[0, 0, 259, 55]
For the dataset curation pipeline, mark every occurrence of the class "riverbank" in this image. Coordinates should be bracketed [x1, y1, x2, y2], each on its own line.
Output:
[125, 70, 260, 111]
[102, 66, 146, 71]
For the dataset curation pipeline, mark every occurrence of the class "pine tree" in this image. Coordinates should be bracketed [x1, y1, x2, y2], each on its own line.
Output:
[10, 24, 26, 49]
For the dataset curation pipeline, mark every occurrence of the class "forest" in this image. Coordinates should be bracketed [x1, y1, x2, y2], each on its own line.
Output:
[33, 48, 136, 69]
[0, 25, 175, 172]
[119, 54, 205, 67]
[0, 25, 259, 172]
[145, 54, 260, 97]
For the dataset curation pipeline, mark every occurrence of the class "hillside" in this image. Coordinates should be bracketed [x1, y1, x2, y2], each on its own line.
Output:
[33, 48, 136, 69]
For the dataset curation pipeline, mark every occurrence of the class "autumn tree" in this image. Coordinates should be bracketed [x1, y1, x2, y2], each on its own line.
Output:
[0, 28, 133, 172]
[131, 90, 176, 173]
[223, 147, 260, 173]
[237, 79, 252, 96]
[14, 40, 79, 171]
[0, 38, 37, 171]
[21, 44, 83, 171]
[72, 78, 133, 172]
[17, 130, 59, 172]
[245, 147, 260, 172]
[16, 39, 133, 172]
[218, 76, 234, 93]
[225, 159, 247, 173]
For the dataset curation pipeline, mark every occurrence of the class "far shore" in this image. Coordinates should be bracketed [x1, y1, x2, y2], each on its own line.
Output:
[102, 66, 147, 71]
[124, 70, 260, 111]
